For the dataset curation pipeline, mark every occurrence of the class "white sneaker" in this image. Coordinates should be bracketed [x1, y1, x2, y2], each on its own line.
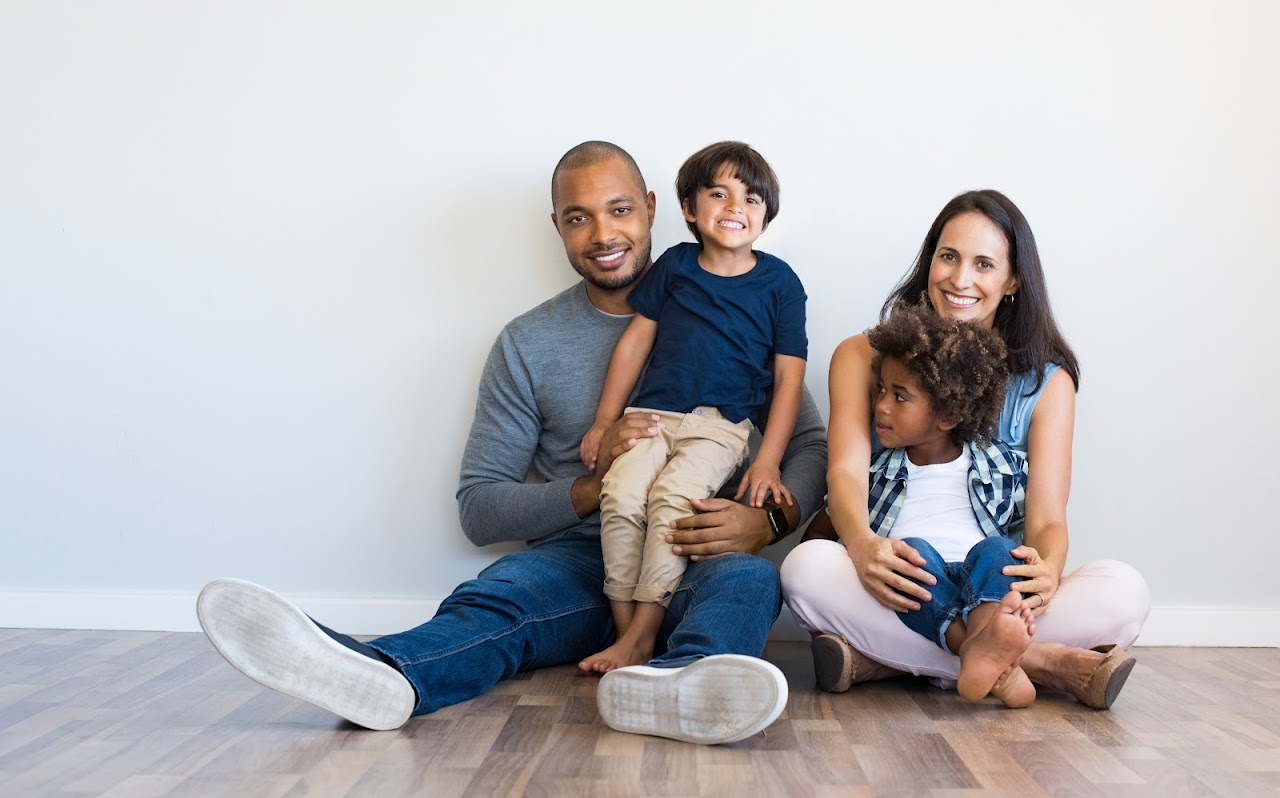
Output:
[596, 654, 788, 745]
[196, 578, 415, 731]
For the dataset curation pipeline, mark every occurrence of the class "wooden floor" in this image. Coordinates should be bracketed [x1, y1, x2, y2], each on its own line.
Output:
[1, 630, 1278, 798]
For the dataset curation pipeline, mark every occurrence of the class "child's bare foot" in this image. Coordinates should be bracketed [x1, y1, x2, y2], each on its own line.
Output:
[578, 636, 655, 674]
[1014, 599, 1037, 637]
[956, 591, 1033, 702]
[990, 662, 1036, 708]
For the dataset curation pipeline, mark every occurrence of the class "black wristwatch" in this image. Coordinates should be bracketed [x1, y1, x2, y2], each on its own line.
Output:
[763, 502, 790, 544]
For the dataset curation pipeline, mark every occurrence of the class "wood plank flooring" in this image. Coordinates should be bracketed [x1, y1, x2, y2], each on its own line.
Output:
[1, 628, 1278, 797]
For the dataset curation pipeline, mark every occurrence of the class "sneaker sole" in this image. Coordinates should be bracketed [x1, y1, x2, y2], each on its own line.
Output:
[196, 578, 414, 730]
[596, 654, 787, 745]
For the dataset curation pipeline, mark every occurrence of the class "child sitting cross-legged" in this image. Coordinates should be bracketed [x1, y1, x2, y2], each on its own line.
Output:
[864, 303, 1037, 708]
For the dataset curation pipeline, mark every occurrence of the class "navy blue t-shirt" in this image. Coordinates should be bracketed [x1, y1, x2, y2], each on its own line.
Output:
[629, 242, 807, 425]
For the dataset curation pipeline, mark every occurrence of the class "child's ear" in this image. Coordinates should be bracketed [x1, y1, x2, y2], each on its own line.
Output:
[937, 418, 959, 432]
[682, 198, 697, 223]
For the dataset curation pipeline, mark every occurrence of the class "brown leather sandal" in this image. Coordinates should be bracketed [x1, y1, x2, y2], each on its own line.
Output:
[811, 634, 902, 692]
[1082, 644, 1136, 709]
[812, 634, 856, 692]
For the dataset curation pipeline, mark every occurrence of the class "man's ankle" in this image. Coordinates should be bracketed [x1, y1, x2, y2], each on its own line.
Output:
[308, 616, 401, 671]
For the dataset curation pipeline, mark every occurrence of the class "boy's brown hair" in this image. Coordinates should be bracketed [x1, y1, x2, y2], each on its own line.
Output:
[675, 141, 779, 243]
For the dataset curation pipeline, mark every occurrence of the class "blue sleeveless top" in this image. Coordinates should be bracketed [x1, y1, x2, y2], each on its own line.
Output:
[998, 363, 1060, 452]
[871, 363, 1061, 455]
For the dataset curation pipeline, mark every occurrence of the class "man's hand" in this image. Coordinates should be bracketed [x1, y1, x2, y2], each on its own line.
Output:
[666, 497, 774, 559]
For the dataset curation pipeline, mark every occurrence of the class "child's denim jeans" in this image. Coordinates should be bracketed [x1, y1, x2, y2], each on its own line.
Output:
[895, 535, 1022, 651]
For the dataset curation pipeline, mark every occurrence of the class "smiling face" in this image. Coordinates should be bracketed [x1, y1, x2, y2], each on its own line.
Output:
[682, 166, 768, 257]
[927, 211, 1019, 329]
[551, 157, 655, 300]
[873, 356, 952, 451]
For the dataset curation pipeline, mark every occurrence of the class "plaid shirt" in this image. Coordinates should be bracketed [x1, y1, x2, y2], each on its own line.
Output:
[867, 440, 1028, 545]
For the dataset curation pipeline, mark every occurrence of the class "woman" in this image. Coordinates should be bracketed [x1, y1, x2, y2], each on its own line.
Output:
[782, 190, 1149, 708]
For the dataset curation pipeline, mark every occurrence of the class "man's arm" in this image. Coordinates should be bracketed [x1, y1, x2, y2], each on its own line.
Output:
[456, 329, 583, 546]
[775, 382, 829, 526]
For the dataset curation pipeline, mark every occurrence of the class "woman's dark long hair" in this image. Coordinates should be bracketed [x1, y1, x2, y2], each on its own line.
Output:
[882, 189, 1080, 393]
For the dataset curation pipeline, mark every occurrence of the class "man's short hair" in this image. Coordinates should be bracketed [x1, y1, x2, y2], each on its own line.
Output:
[676, 141, 780, 242]
[551, 141, 647, 207]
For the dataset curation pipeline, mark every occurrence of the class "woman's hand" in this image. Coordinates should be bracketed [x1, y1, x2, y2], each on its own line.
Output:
[848, 534, 936, 612]
[1005, 545, 1060, 616]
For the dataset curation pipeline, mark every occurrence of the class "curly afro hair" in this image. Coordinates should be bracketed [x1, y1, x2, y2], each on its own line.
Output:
[866, 303, 1011, 447]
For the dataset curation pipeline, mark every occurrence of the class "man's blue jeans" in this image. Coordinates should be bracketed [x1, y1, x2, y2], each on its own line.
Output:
[366, 533, 782, 715]
[896, 535, 1020, 651]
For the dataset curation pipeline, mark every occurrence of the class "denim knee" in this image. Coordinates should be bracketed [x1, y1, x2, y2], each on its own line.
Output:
[956, 536, 1021, 626]
[968, 535, 1019, 560]
[656, 553, 780, 665]
[678, 552, 781, 610]
[898, 537, 948, 582]
[894, 537, 962, 651]
[962, 537, 1020, 591]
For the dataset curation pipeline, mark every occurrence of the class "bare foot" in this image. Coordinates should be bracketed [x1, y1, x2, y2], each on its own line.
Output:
[990, 663, 1036, 708]
[956, 591, 1033, 702]
[578, 637, 655, 674]
[1014, 599, 1038, 637]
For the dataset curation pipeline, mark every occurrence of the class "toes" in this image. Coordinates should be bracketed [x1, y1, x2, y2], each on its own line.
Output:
[999, 590, 1023, 614]
[991, 665, 1037, 708]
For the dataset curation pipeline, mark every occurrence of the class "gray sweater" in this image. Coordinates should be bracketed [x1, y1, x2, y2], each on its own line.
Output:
[456, 281, 828, 546]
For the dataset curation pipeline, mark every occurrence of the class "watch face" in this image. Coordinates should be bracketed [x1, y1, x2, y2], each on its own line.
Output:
[767, 504, 788, 537]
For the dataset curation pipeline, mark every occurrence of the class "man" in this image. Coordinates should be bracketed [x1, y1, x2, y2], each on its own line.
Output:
[197, 141, 827, 745]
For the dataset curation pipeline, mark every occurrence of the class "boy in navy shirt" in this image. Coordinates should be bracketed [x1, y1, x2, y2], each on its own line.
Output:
[578, 141, 807, 673]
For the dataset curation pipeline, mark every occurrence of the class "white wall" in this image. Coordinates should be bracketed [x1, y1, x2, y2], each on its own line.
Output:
[2, 1, 1277, 645]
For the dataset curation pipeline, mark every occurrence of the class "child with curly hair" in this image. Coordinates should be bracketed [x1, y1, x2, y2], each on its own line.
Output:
[862, 303, 1036, 707]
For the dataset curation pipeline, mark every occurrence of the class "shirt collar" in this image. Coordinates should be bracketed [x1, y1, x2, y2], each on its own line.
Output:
[967, 439, 1018, 484]
[871, 448, 911, 482]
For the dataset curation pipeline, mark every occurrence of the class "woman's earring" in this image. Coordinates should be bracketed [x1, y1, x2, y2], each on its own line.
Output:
[1004, 293, 1016, 305]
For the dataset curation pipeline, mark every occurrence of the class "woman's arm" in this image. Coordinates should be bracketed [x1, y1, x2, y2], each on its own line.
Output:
[826, 334, 934, 610]
[1005, 367, 1075, 613]
[825, 335, 878, 548]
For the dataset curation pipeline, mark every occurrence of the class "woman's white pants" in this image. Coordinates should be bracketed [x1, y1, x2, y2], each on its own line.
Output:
[780, 539, 1151, 684]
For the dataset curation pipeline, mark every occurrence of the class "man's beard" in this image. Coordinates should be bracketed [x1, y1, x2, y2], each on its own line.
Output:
[574, 240, 651, 290]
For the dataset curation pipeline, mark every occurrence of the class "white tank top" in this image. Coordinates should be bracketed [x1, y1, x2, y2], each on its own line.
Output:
[889, 447, 984, 562]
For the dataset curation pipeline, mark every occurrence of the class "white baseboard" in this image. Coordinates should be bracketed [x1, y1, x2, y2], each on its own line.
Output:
[0, 589, 443, 638]
[1, 589, 1276, 647]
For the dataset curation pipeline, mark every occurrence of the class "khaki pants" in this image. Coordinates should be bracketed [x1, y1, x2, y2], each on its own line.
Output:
[600, 407, 751, 605]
